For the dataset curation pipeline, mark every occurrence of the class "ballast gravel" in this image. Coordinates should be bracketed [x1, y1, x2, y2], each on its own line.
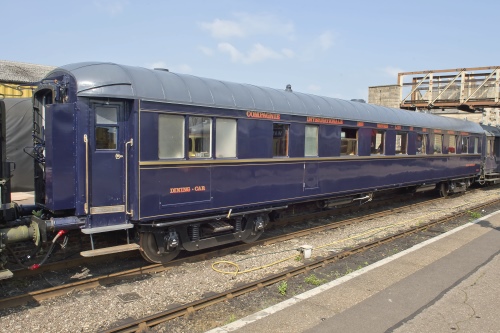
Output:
[1, 187, 499, 333]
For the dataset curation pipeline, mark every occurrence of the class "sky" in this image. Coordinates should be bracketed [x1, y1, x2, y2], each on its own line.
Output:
[2, 0, 499, 101]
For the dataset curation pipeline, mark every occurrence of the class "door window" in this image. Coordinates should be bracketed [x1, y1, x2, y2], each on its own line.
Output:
[95, 106, 118, 150]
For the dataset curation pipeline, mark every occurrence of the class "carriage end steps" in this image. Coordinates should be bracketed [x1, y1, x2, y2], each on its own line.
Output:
[80, 244, 140, 257]
[81, 223, 134, 234]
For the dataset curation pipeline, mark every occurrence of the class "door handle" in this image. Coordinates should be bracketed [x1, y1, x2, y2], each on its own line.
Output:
[115, 153, 124, 159]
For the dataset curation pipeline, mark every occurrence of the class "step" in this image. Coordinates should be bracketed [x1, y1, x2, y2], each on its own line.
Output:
[80, 243, 140, 257]
[0, 269, 13, 280]
[81, 223, 134, 234]
[207, 221, 234, 232]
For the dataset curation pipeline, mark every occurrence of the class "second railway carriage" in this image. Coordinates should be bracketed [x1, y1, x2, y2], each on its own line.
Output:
[30, 62, 484, 263]
[480, 124, 500, 183]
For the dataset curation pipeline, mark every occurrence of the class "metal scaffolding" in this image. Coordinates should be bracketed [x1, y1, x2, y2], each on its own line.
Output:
[398, 66, 500, 112]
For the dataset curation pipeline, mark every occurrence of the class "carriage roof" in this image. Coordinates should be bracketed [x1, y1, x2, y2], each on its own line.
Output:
[46, 62, 484, 134]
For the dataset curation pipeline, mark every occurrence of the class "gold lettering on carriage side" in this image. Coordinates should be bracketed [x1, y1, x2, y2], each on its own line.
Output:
[377, 124, 389, 129]
[447, 130, 455, 135]
[306, 117, 343, 125]
[460, 132, 469, 136]
[194, 186, 206, 192]
[246, 111, 281, 120]
[357, 122, 364, 127]
[395, 125, 402, 130]
[170, 187, 191, 194]
[434, 129, 442, 133]
[465, 163, 476, 167]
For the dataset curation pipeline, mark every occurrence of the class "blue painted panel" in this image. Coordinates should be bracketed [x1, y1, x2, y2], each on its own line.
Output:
[289, 123, 305, 157]
[358, 128, 372, 156]
[74, 101, 89, 216]
[44, 103, 76, 211]
[140, 112, 159, 161]
[140, 166, 212, 216]
[319, 126, 340, 157]
[304, 162, 319, 191]
[237, 119, 272, 158]
[385, 131, 396, 155]
[210, 163, 304, 207]
[138, 155, 481, 221]
[407, 132, 417, 155]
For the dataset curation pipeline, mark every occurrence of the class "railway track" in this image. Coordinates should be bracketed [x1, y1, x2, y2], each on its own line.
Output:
[5, 190, 422, 280]
[0, 188, 481, 313]
[99, 195, 500, 333]
[0, 193, 443, 310]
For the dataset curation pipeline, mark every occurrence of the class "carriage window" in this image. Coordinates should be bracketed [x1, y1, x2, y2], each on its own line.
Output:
[273, 123, 289, 157]
[395, 132, 407, 154]
[95, 106, 118, 150]
[487, 138, 494, 156]
[159, 114, 185, 158]
[474, 137, 479, 154]
[434, 134, 443, 153]
[371, 130, 385, 155]
[461, 136, 469, 154]
[216, 118, 236, 158]
[341, 128, 357, 156]
[189, 117, 212, 158]
[305, 125, 318, 156]
[416, 134, 427, 154]
[448, 135, 456, 154]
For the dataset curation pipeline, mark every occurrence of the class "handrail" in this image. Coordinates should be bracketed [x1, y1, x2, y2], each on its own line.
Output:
[84, 134, 89, 214]
[125, 138, 134, 215]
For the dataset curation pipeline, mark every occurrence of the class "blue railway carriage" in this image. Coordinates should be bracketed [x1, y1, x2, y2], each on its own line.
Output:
[31, 62, 484, 263]
[480, 125, 500, 184]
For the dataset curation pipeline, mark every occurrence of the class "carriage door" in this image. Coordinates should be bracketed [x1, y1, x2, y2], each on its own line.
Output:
[89, 102, 128, 226]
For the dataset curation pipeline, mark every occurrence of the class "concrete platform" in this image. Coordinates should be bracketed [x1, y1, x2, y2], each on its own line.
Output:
[207, 210, 500, 333]
[11, 191, 34, 205]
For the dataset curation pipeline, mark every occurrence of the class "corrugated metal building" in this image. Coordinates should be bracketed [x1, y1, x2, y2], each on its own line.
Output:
[0, 60, 55, 98]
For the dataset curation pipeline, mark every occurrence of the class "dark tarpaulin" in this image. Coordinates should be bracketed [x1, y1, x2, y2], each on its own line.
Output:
[4, 98, 33, 191]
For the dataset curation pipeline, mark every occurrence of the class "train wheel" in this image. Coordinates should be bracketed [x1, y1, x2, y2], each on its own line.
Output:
[439, 183, 449, 198]
[241, 214, 267, 243]
[242, 229, 264, 243]
[139, 232, 180, 264]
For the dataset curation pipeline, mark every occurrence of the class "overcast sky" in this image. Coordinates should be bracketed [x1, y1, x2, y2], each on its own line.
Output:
[2, 0, 499, 101]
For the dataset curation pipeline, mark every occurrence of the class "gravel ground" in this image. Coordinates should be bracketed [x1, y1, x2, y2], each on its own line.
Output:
[1, 187, 499, 333]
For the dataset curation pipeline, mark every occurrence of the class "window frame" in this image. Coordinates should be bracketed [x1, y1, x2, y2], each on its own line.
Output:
[188, 116, 213, 159]
[215, 117, 237, 158]
[158, 114, 186, 159]
[460, 136, 469, 154]
[273, 123, 290, 157]
[487, 137, 494, 156]
[304, 124, 319, 157]
[448, 135, 457, 154]
[370, 129, 385, 155]
[395, 131, 408, 155]
[95, 105, 119, 151]
[434, 134, 443, 154]
[416, 133, 428, 155]
[341, 127, 358, 156]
